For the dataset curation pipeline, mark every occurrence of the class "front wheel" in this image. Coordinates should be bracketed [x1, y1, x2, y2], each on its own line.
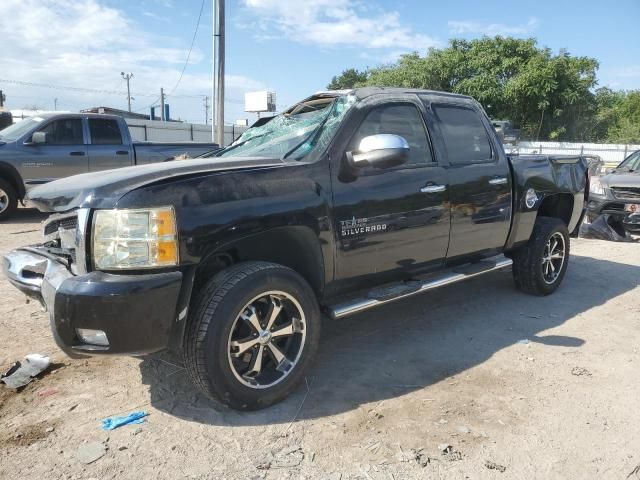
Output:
[511, 217, 570, 296]
[0, 179, 18, 222]
[183, 262, 321, 410]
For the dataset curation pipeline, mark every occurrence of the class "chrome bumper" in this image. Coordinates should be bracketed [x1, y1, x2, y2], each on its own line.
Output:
[2, 248, 73, 310]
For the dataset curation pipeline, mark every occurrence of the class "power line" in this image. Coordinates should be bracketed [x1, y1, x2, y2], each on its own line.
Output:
[0, 78, 155, 97]
[168, 0, 206, 96]
[0, 77, 251, 106]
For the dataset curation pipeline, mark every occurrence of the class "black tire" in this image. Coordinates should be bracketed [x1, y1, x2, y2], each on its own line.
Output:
[0, 178, 18, 222]
[183, 261, 321, 410]
[512, 217, 570, 296]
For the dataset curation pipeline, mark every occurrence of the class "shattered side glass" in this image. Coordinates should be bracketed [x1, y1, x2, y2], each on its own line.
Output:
[217, 94, 356, 160]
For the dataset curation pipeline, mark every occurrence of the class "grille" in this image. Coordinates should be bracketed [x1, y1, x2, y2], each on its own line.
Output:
[44, 215, 78, 236]
[611, 187, 640, 201]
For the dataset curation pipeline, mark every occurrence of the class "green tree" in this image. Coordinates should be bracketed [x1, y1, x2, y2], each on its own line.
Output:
[606, 91, 640, 143]
[327, 68, 368, 90]
[331, 37, 601, 141]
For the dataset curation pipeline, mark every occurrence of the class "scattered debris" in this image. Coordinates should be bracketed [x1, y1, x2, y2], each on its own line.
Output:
[36, 387, 58, 398]
[45, 427, 55, 433]
[439, 444, 462, 461]
[272, 445, 304, 468]
[101, 411, 148, 431]
[410, 448, 433, 467]
[254, 446, 305, 471]
[571, 366, 592, 377]
[517, 339, 530, 345]
[457, 426, 471, 434]
[1, 354, 50, 389]
[627, 464, 640, 479]
[485, 460, 507, 472]
[77, 442, 107, 464]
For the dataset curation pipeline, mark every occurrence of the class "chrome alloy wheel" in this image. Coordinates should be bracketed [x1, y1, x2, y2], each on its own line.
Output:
[0, 188, 8, 214]
[227, 291, 306, 389]
[541, 232, 566, 284]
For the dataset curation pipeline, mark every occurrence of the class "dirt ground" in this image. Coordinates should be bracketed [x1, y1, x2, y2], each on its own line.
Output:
[1, 208, 639, 480]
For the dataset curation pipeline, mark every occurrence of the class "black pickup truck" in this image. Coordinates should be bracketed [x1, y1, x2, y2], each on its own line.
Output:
[2, 88, 588, 410]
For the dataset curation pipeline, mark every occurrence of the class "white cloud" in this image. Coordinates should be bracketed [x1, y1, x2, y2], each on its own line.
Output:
[240, 0, 440, 53]
[448, 17, 539, 37]
[0, 0, 265, 122]
[615, 66, 640, 78]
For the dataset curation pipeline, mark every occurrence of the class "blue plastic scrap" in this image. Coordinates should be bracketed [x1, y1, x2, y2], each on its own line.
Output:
[101, 411, 148, 431]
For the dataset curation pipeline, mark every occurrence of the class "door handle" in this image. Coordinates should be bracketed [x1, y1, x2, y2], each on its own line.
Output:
[115, 150, 129, 155]
[420, 184, 446, 193]
[69, 151, 85, 156]
[489, 177, 508, 185]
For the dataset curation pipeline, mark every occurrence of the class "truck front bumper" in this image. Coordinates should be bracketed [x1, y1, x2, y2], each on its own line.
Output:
[2, 248, 183, 357]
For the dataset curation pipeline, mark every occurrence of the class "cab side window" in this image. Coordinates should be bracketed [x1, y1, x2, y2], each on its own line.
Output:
[38, 119, 83, 145]
[433, 105, 492, 164]
[89, 119, 123, 145]
[350, 104, 433, 166]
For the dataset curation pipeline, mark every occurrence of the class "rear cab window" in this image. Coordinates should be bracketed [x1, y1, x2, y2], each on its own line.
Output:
[89, 119, 123, 145]
[432, 105, 493, 164]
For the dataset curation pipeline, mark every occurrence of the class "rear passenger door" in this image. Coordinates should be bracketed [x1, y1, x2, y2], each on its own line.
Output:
[87, 118, 133, 172]
[426, 100, 512, 260]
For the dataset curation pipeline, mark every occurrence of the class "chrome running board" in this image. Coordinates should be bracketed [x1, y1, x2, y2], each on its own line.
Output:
[328, 256, 513, 319]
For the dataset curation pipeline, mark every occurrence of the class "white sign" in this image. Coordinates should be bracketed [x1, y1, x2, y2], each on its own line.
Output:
[245, 91, 276, 113]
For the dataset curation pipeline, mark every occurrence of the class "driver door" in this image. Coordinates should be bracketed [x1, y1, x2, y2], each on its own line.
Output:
[330, 95, 451, 290]
[21, 117, 88, 186]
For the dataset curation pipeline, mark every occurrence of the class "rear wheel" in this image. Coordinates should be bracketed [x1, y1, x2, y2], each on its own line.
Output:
[0, 178, 18, 222]
[183, 261, 321, 410]
[512, 217, 570, 296]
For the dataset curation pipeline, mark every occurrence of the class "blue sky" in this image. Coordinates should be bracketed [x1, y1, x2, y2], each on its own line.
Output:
[1, 0, 639, 124]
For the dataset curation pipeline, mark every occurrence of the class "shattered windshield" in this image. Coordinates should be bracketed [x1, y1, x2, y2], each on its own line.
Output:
[215, 94, 356, 160]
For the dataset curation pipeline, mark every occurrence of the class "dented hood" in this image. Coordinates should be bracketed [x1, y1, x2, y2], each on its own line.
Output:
[27, 157, 285, 212]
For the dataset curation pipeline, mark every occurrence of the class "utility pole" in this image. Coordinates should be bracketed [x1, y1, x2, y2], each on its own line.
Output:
[211, 0, 216, 143]
[203, 96, 210, 125]
[160, 87, 166, 121]
[121, 72, 134, 112]
[54, 98, 58, 111]
[212, 0, 225, 146]
[215, 0, 225, 146]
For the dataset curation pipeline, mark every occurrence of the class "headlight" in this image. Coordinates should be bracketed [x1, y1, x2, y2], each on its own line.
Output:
[590, 177, 605, 196]
[92, 207, 178, 270]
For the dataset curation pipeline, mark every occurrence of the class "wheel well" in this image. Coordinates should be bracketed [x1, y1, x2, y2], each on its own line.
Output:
[192, 226, 325, 300]
[0, 162, 25, 199]
[537, 193, 574, 226]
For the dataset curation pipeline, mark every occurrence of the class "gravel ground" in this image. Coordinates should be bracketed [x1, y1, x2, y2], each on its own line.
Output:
[1, 208, 639, 480]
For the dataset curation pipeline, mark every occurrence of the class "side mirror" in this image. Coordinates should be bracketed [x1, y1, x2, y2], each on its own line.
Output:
[347, 134, 409, 169]
[30, 132, 47, 144]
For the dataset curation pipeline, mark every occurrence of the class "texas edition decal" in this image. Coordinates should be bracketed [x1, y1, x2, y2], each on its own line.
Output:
[340, 216, 387, 237]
